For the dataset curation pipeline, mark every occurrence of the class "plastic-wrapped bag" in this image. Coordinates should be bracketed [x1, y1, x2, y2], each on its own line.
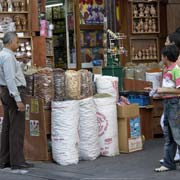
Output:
[53, 68, 65, 101]
[78, 69, 93, 99]
[24, 74, 34, 96]
[34, 68, 54, 107]
[65, 70, 81, 100]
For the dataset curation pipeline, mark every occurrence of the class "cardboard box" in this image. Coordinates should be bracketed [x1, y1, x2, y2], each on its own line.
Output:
[117, 104, 139, 118]
[117, 104, 143, 153]
[93, 66, 102, 74]
[128, 136, 143, 153]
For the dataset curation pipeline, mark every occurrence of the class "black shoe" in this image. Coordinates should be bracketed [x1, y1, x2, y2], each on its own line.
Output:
[175, 159, 180, 163]
[0, 162, 11, 169]
[11, 162, 34, 170]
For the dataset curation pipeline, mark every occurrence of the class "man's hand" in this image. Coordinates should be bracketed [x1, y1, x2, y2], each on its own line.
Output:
[16, 101, 25, 111]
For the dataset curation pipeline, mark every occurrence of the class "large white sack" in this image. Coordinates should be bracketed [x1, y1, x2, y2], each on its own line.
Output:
[94, 94, 119, 156]
[51, 100, 79, 165]
[79, 97, 100, 160]
[96, 76, 119, 102]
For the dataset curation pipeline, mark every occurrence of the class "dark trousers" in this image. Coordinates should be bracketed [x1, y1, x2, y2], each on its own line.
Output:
[163, 98, 180, 170]
[0, 87, 25, 166]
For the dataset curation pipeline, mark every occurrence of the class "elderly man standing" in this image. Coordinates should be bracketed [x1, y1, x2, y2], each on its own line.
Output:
[0, 32, 33, 170]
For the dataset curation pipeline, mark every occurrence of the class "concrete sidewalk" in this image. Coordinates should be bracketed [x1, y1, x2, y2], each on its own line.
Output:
[0, 138, 180, 180]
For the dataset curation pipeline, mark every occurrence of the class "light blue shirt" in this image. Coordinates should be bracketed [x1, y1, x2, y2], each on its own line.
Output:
[0, 48, 26, 102]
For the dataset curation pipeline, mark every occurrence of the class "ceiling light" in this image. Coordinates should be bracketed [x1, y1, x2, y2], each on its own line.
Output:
[46, 3, 63, 8]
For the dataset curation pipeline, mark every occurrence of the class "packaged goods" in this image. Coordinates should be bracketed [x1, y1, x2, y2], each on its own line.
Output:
[34, 68, 54, 107]
[53, 68, 65, 101]
[78, 69, 93, 99]
[24, 74, 34, 96]
[65, 70, 81, 100]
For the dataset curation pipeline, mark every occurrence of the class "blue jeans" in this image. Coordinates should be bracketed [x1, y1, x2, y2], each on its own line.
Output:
[162, 98, 180, 170]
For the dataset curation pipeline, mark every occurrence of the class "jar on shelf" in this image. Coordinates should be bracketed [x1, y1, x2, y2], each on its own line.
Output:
[124, 65, 135, 79]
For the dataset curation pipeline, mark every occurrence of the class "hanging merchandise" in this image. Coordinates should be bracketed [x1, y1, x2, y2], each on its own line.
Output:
[96, 76, 119, 102]
[78, 69, 93, 99]
[79, 97, 100, 160]
[53, 68, 65, 101]
[94, 94, 119, 156]
[51, 100, 79, 166]
[65, 70, 81, 100]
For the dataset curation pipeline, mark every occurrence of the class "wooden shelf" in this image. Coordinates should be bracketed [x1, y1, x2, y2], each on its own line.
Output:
[0, 11, 29, 14]
[133, 16, 158, 19]
[130, 37, 159, 63]
[79, 24, 104, 30]
[132, 0, 158, 3]
[132, 58, 158, 61]
[131, 1, 160, 34]
[132, 32, 160, 34]
[46, 55, 54, 57]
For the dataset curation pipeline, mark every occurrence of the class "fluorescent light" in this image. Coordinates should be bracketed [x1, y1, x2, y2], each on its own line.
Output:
[46, 3, 63, 8]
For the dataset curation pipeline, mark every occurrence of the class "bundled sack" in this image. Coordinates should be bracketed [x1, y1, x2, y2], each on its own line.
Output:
[51, 100, 79, 165]
[34, 68, 54, 107]
[24, 67, 38, 96]
[78, 69, 93, 99]
[65, 70, 81, 100]
[24, 74, 34, 96]
[79, 97, 100, 160]
[94, 94, 119, 156]
[53, 68, 65, 101]
[96, 76, 119, 102]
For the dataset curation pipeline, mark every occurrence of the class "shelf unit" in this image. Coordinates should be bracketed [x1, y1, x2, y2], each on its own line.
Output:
[130, 36, 159, 63]
[46, 3, 67, 68]
[131, 0, 160, 34]
[0, 0, 31, 36]
[128, 0, 160, 65]
[0, 0, 32, 62]
[45, 38, 54, 68]
[68, 0, 105, 69]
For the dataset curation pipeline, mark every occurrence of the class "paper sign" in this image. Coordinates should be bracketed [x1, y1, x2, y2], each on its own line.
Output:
[30, 120, 40, 136]
[31, 98, 39, 113]
[25, 104, 30, 120]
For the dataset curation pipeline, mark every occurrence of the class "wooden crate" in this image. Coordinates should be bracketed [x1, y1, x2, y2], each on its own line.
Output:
[152, 98, 163, 136]
[23, 95, 51, 161]
[123, 79, 152, 91]
[139, 105, 154, 140]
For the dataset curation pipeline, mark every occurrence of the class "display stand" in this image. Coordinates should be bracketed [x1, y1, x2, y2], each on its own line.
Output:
[102, 29, 127, 91]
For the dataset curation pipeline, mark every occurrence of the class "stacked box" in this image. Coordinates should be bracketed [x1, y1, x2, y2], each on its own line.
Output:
[117, 104, 143, 153]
